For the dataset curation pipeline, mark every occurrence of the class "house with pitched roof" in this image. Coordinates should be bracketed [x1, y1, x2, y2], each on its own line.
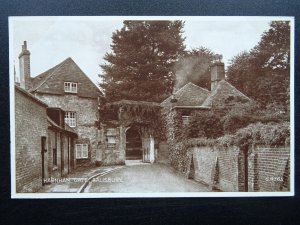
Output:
[162, 58, 250, 122]
[17, 41, 102, 169]
[160, 59, 251, 168]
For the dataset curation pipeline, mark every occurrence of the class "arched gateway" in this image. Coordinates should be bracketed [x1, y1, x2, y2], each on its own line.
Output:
[98, 100, 160, 165]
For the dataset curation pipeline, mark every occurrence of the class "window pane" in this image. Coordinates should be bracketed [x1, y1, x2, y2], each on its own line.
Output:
[64, 82, 71, 92]
[65, 112, 76, 127]
[64, 82, 77, 93]
[71, 83, 77, 92]
[107, 136, 116, 144]
[82, 144, 88, 158]
[107, 128, 116, 136]
[182, 116, 190, 126]
[76, 144, 82, 159]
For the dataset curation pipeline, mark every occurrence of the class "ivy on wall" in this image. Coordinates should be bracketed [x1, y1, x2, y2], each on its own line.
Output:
[99, 100, 165, 138]
[166, 101, 290, 174]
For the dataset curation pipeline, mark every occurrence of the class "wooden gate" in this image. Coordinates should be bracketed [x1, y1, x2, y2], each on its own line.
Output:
[142, 136, 155, 163]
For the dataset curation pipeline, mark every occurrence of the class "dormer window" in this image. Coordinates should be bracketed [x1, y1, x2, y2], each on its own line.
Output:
[64, 82, 77, 93]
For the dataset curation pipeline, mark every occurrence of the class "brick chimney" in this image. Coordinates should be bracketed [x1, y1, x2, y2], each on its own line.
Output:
[210, 54, 225, 91]
[19, 41, 31, 90]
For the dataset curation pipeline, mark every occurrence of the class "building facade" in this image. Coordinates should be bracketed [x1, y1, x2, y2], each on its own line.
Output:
[15, 85, 77, 193]
[18, 41, 102, 168]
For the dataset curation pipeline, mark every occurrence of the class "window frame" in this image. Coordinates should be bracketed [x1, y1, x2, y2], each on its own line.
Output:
[182, 115, 191, 126]
[65, 111, 77, 127]
[106, 128, 117, 148]
[76, 143, 89, 159]
[64, 82, 78, 93]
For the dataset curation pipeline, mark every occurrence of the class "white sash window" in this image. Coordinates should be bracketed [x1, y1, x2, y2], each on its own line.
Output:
[65, 111, 76, 127]
[76, 144, 88, 159]
[64, 82, 78, 93]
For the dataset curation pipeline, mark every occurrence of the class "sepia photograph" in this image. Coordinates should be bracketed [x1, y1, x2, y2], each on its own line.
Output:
[9, 16, 294, 198]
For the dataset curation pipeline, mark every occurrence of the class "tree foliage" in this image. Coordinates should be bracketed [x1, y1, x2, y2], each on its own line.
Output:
[100, 20, 186, 102]
[227, 21, 290, 110]
[183, 99, 289, 140]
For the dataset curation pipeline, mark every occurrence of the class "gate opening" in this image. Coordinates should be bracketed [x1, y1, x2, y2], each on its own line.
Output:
[126, 128, 142, 160]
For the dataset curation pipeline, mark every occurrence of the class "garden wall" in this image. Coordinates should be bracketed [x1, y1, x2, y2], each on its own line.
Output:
[187, 145, 290, 192]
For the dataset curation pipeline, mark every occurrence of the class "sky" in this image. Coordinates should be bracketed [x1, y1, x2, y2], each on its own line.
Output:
[10, 16, 274, 86]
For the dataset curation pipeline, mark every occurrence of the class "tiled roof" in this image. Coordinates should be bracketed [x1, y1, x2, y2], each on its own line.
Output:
[47, 116, 77, 136]
[161, 82, 210, 107]
[30, 60, 66, 93]
[15, 85, 48, 107]
[30, 57, 102, 99]
[201, 80, 250, 107]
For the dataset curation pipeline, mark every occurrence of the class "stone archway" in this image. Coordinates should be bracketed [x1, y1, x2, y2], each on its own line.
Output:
[101, 100, 160, 165]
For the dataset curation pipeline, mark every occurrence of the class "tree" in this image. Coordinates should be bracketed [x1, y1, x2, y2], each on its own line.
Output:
[227, 21, 290, 110]
[100, 20, 186, 102]
[226, 51, 254, 97]
[173, 47, 216, 90]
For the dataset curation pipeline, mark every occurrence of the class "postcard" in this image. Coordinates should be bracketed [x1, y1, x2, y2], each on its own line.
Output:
[9, 16, 294, 198]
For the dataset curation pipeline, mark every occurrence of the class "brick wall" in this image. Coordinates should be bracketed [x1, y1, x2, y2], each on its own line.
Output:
[15, 88, 48, 193]
[188, 144, 290, 192]
[248, 145, 290, 192]
[189, 146, 239, 191]
[217, 146, 240, 191]
[35, 93, 99, 166]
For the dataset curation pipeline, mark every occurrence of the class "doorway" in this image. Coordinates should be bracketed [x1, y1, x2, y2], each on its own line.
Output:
[126, 128, 142, 160]
[41, 136, 47, 185]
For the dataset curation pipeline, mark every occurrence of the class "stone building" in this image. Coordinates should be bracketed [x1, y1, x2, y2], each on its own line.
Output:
[15, 85, 77, 193]
[98, 100, 160, 165]
[18, 41, 102, 167]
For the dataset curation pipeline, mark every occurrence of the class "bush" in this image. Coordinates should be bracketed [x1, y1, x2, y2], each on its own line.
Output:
[222, 114, 250, 134]
[232, 122, 290, 147]
[188, 111, 223, 138]
[185, 122, 290, 148]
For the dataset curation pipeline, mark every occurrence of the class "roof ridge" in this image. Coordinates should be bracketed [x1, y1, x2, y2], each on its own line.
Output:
[219, 80, 251, 100]
[68, 58, 102, 94]
[201, 80, 250, 107]
[161, 82, 210, 104]
[188, 82, 210, 93]
[30, 58, 71, 92]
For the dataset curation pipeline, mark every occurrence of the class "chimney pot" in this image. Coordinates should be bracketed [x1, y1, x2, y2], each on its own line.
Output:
[22, 41, 27, 50]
